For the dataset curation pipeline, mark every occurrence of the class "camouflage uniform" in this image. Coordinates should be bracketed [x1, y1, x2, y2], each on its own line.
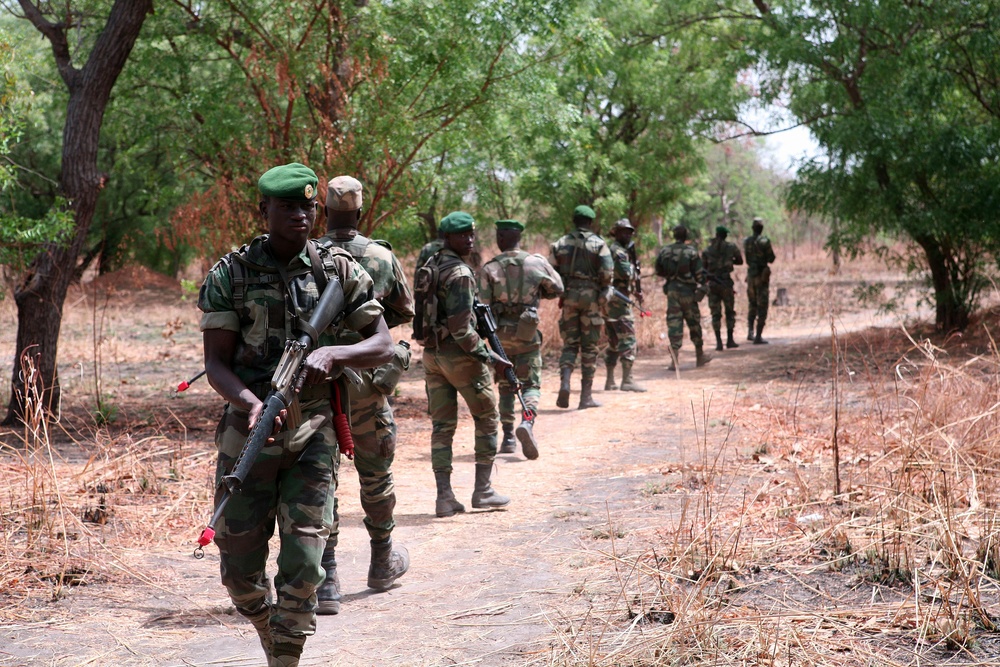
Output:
[549, 229, 613, 380]
[654, 241, 706, 358]
[605, 239, 638, 365]
[317, 229, 414, 547]
[199, 235, 381, 656]
[743, 231, 776, 341]
[416, 238, 445, 268]
[477, 249, 564, 429]
[421, 248, 499, 472]
[702, 236, 744, 347]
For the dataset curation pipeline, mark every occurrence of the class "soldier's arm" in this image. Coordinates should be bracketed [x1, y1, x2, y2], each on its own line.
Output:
[733, 244, 744, 266]
[538, 258, 565, 299]
[382, 254, 416, 328]
[764, 239, 776, 264]
[596, 242, 614, 287]
[445, 269, 489, 359]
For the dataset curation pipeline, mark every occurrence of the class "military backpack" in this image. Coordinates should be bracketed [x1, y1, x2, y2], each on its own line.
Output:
[411, 250, 464, 346]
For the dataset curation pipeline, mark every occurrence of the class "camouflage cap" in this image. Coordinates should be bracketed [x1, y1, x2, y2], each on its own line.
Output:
[258, 163, 318, 201]
[573, 205, 596, 220]
[326, 175, 363, 211]
[716, 225, 729, 235]
[440, 211, 475, 234]
[495, 219, 524, 231]
[613, 218, 634, 231]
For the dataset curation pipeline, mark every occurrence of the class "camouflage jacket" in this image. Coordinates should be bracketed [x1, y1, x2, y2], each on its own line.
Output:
[702, 238, 744, 284]
[548, 228, 613, 289]
[198, 235, 381, 389]
[655, 242, 703, 288]
[477, 249, 564, 329]
[416, 238, 445, 269]
[319, 229, 415, 341]
[608, 240, 636, 292]
[743, 233, 775, 277]
[431, 248, 490, 361]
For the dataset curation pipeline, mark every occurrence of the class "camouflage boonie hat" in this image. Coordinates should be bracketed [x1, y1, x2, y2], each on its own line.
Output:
[258, 163, 318, 201]
[326, 175, 363, 211]
[440, 211, 475, 233]
[612, 218, 634, 231]
[494, 219, 524, 231]
[573, 205, 596, 220]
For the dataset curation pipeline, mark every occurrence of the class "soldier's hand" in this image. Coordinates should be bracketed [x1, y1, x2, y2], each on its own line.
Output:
[489, 350, 513, 375]
[248, 400, 286, 443]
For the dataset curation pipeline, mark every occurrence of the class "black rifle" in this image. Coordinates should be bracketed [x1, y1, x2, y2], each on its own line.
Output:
[472, 300, 536, 423]
[194, 278, 347, 558]
[611, 287, 652, 317]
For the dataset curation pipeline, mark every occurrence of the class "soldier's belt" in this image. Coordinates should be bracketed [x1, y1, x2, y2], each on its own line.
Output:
[567, 277, 598, 286]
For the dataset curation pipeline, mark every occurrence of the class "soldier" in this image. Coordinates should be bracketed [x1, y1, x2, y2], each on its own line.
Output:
[604, 218, 646, 393]
[549, 205, 613, 410]
[654, 225, 710, 369]
[743, 217, 776, 344]
[315, 176, 415, 615]
[414, 211, 513, 517]
[199, 163, 393, 667]
[477, 219, 564, 458]
[702, 225, 744, 351]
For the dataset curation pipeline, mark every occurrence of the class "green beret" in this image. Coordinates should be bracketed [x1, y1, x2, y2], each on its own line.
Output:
[495, 219, 524, 231]
[716, 225, 729, 235]
[258, 163, 319, 201]
[439, 211, 475, 234]
[573, 205, 596, 220]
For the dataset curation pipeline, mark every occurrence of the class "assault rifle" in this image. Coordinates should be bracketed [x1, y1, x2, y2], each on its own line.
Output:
[611, 287, 652, 318]
[194, 279, 347, 558]
[472, 300, 536, 423]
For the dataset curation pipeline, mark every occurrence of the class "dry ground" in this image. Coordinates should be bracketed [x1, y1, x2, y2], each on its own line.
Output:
[2, 249, 1000, 666]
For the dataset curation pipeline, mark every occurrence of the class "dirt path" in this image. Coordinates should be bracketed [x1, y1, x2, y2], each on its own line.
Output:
[0, 313, 901, 667]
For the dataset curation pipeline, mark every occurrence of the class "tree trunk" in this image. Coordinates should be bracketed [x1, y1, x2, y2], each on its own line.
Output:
[914, 233, 970, 333]
[3, 0, 152, 425]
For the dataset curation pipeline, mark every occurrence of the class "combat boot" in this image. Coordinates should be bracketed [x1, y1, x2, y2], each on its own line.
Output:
[666, 349, 679, 372]
[499, 423, 516, 454]
[619, 360, 647, 392]
[695, 345, 711, 367]
[754, 323, 769, 345]
[241, 598, 273, 657]
[747, 318, 755, 342]
[471, 463, 511, 509]
[714, 330, 724, 351]
[316, 546, 342, 615]
[515, 419, 538, 460]
[434, 471, 466, 517]
[578, 378, 601, 409]
[726, 330, 739, 348]
[556, 367, 572, 408]
[268, 644, 302, 667]
[368, 537, 410, 591]
[604, 362, 618, 391]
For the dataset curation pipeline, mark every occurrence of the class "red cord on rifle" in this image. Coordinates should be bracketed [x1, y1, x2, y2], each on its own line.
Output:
[331, 381, 354, 460]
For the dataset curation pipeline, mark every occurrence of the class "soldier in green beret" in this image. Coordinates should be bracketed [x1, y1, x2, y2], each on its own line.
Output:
[655, 225, 710, 370]
[549, 205, 613, 409]
[702, 224, 744, 351]
[478, 219, 564, 457]
[199, 163, 394, 666]
[413, 211, 514, 516]
[743, 217, 776, 344]
[315, 175, 414, 615]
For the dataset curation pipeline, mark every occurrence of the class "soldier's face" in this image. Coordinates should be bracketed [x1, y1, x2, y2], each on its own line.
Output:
[614, 228, 633, 245]
[261, 196, 317, 246]
[445, 230, 476, 256]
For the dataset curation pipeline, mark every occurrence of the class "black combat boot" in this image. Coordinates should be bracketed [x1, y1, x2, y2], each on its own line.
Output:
[368, 537, 410, 591]
[726, 330, 739, 348]
[754, 322, 769, 345]
[714, 330, 724, 351]
[316, 545, 342, 615]
[695, 345, 711, 367]
[515, 419, 538, 460]
[619, 360, 647, 392]
[578, 378, 601, 409]
[499, 423, 516, 454]
[556, 367, 572, 408]
[434, 471, 466, 517]
[604, 362, 618, 391]
[471, 464, 511, 509]
[747, 317, 755, 342]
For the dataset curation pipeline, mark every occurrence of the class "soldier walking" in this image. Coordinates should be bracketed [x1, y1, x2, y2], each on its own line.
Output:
[702, 225, 744, 351]
[549, 205, 613, 409]
[477, 219, 564, 458]
[413, 211, 513, 517]
[655, 225, 710, 369]
[315, 176, 414, 615]
[743, 217, 776, 344]
[604, 218, 646, 392]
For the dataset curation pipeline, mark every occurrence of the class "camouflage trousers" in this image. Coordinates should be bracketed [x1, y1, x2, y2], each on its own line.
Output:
[707, 279, 737, 334]
[604, 312, 637, 363]
[423, 343, 499, 471]
[494, 334, 542, 426]
[329, 372, 397, 547]
[747, 272, 770, 327]
[213, 400, 338, 651]
[558, 294, 604, 381]
[666, 284, 704, 350]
